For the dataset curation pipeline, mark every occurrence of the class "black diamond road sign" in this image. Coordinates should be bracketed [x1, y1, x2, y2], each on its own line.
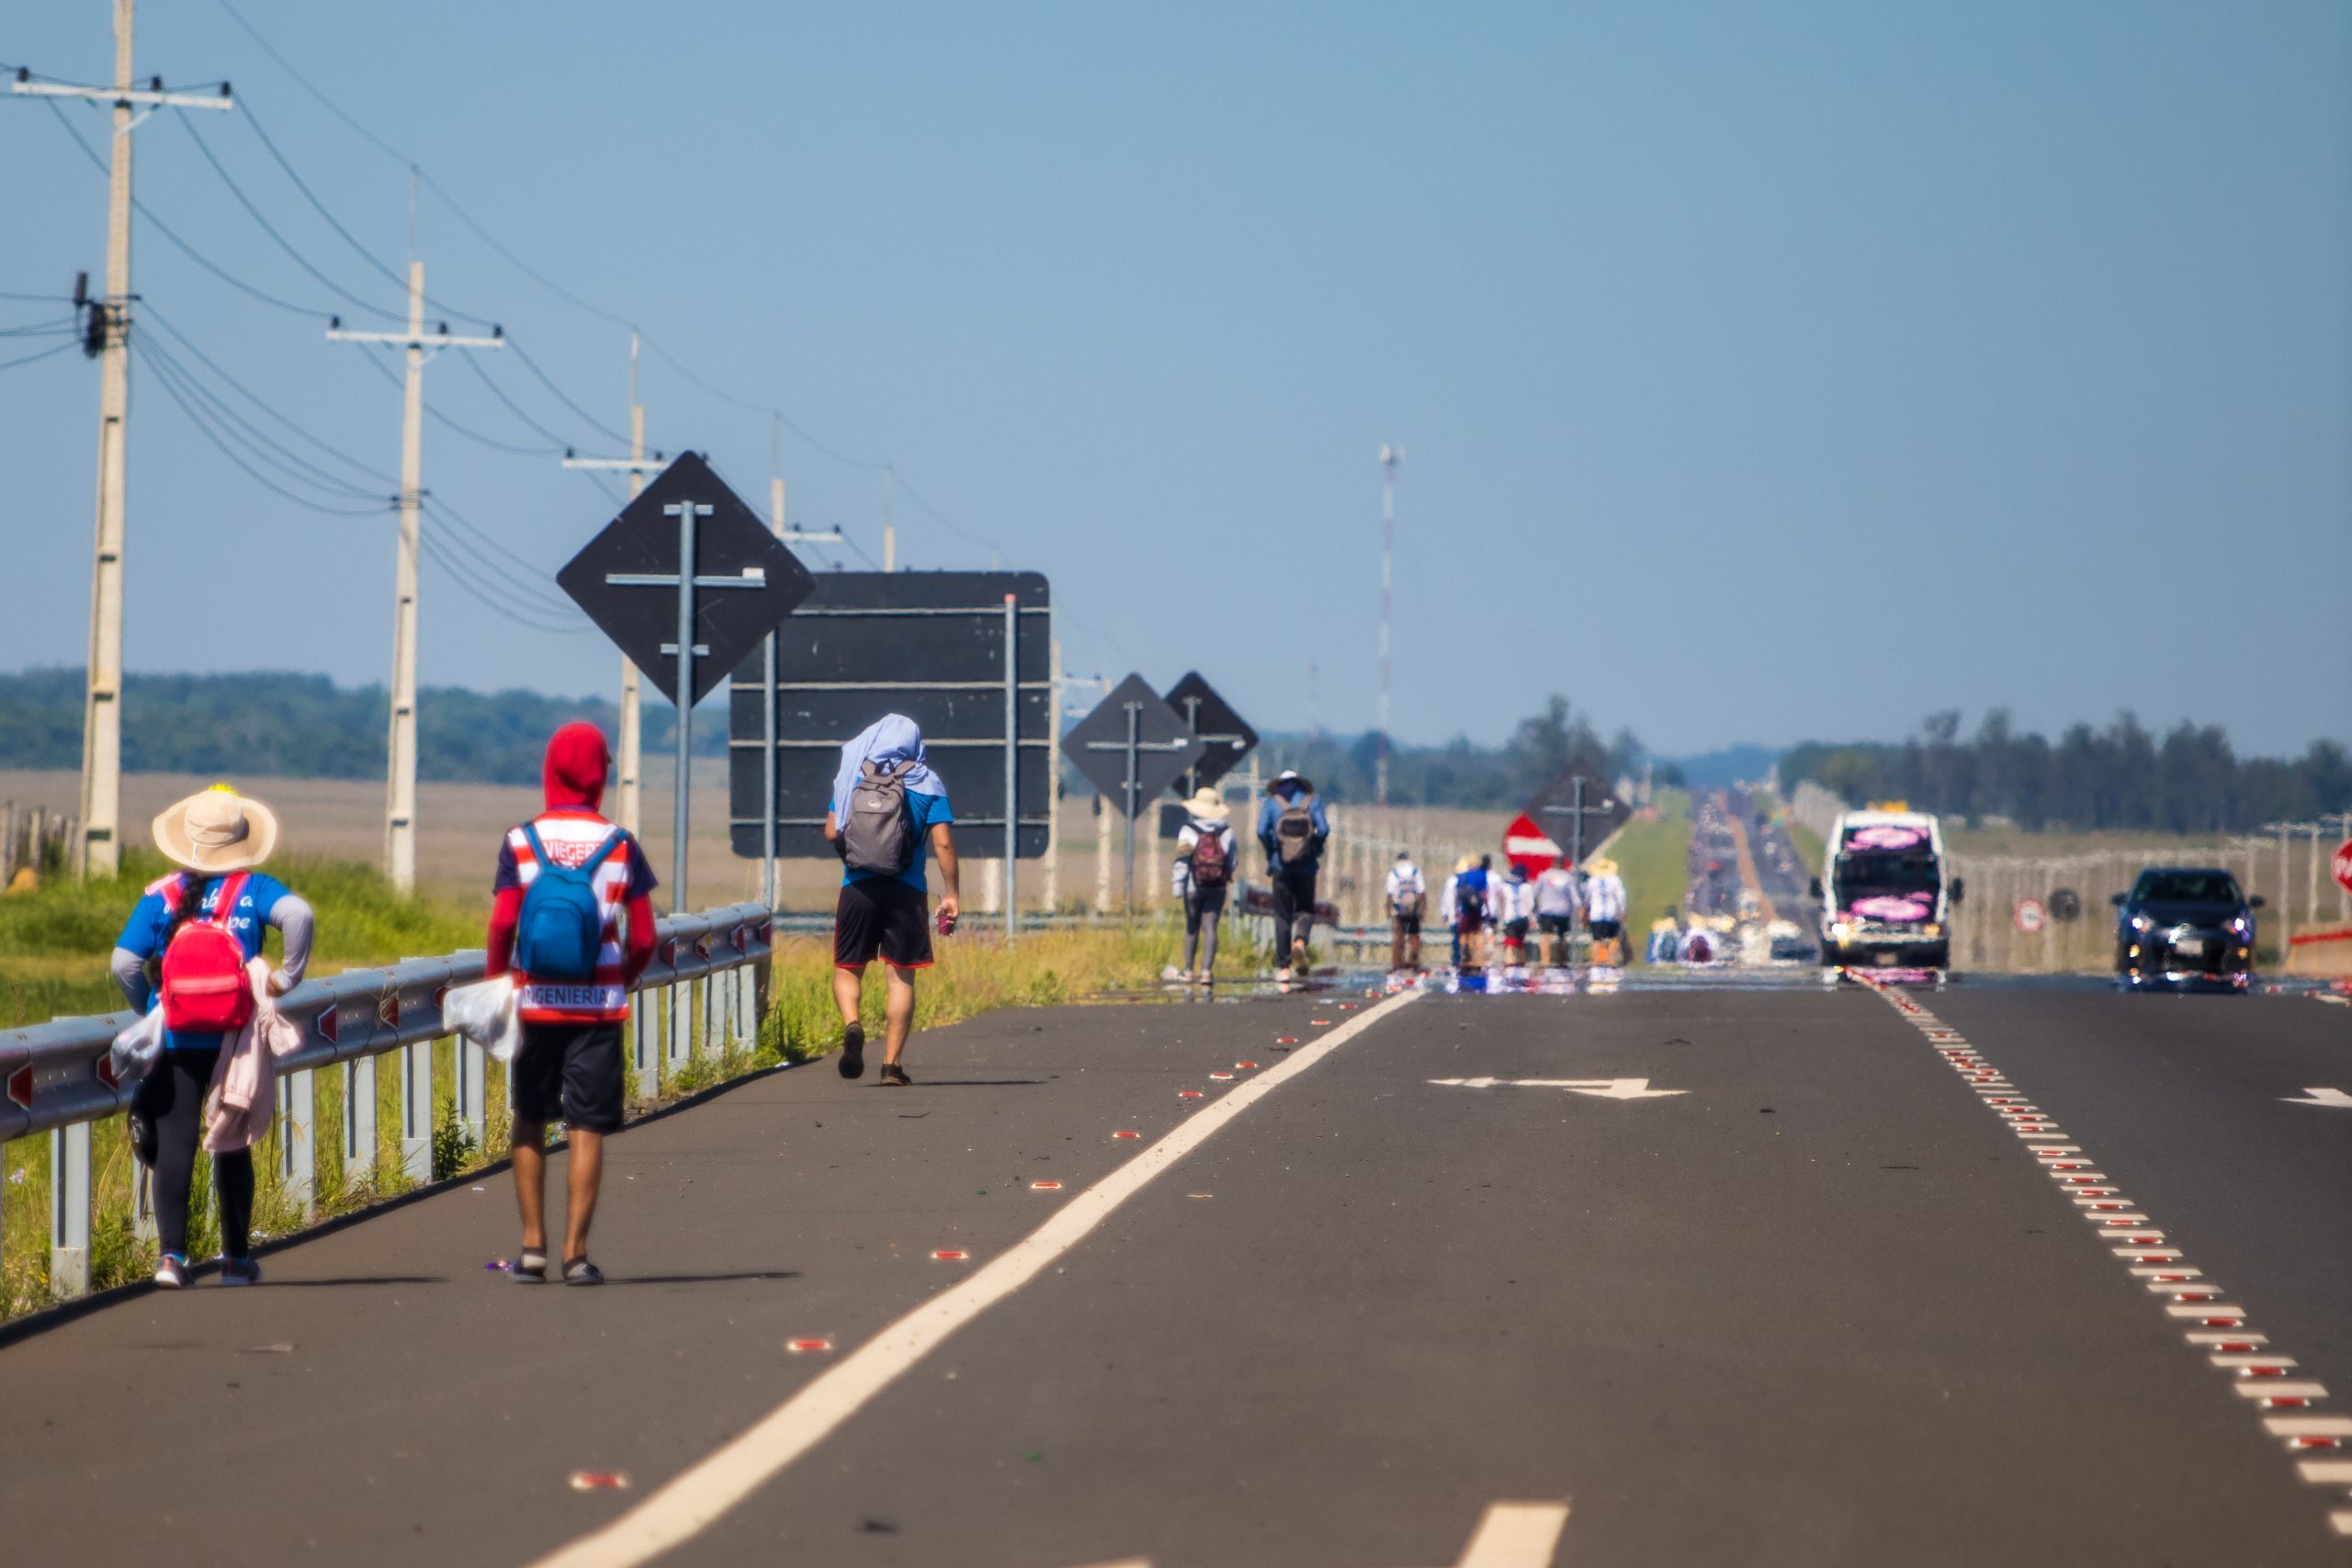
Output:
[556, 451, 816, 707]
[1060, 674, 1200, 813]
[1161, 671, 1257, 791]
[1524, 761, 1623, 862]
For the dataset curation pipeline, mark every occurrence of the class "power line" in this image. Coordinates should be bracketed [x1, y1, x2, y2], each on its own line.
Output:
[349, 349, 560, 456]
[0, 340, 77, 372]
[42, 99, 334, 319]
[238, 100, 494, 329]
[176, 111, 406, 323]
[423, 491, 574, 596]
[135, 336, 390, 502]
[459, 352, 582, 451]
[417, 529, 593, 636]
[137, 342, 392, 516]
[141, 303, 399, 483]
[504, 337, 630, 446]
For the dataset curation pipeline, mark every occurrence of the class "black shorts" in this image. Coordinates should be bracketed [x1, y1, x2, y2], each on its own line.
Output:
[1590, 918, 1623, 941]
[511, 1021, 626, 1134]
[834, 876, 935, 970]
[1504, 919, 1531, 942]
[1538, 913, 1574, 937]
[1391, 912, 1422, 936]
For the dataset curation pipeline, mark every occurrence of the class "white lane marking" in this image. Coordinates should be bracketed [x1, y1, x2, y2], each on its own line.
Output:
[1430, 1076, 1687, 1100]
[2265, 1417, 2352, 1438]
[1858, 982, 2352, 1542]
[527, 987, 1424, 1568]
[2281, 1087, 2352, 1109]
[1454, 1501, 1572, 1567]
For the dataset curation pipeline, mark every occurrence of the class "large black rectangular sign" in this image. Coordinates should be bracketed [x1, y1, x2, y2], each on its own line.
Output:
[729, 571, 1053, 858]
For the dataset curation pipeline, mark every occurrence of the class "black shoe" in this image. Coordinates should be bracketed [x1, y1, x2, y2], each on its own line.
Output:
[879, 1062, 911, 1087]
[562, 1257, 605, 1286]
[839, 1022, 866, 1079]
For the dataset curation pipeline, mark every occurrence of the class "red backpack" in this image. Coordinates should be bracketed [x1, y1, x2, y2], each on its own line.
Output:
[160, 873, 255, 1033]
[1188, 828, 1230, 889]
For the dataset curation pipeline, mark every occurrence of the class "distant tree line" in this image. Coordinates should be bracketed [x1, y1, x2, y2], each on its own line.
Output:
[1249, 695, 1682, 808]
[1784, 710, 2352, 832]
[0, 669, 721, 785]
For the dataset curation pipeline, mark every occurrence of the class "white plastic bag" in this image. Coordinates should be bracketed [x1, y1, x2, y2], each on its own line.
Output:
[443, 975, 523, 1063]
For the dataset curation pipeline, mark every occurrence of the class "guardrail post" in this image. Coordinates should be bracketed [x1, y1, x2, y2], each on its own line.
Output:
[735, 966, 757, 1050]
[345, 1055, 376, 1187]
[399, 1040, 432, 1185]
[629, 990, 653, 1101]
[132, 1156, 156, 1248]
[456, 1037, 485, 1157]
[281, 1069, 316, 1220]
[50, 1122, 90, 1298]
[668, 983, 690, 1078]
[701, 975, 721, 1062]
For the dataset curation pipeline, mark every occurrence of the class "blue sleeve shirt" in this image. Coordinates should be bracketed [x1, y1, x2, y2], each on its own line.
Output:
[116, 871, 292, 1051]
[842, 788, 955, 892]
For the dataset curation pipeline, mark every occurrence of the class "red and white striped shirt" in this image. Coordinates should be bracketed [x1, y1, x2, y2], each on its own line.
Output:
[493, 807, 656, 1023]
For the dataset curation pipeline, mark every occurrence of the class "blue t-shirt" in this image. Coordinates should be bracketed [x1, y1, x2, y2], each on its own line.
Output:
[117, 871, 292, 1051]
[837, 788, 954, 891]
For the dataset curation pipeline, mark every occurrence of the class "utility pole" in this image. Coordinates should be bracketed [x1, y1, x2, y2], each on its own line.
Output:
[560, 332, 659, 833]
[12, 11, 235, 878]
[1376, 444, 1402, 807]
[883, 465, 897, 572]
[326, 261, 503, 894]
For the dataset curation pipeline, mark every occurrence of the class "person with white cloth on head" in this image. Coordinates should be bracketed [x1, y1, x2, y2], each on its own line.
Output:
[1583, 854, 1629, 964]
[1168, 786, 1237, 984]
[823, 715, 960, 1086]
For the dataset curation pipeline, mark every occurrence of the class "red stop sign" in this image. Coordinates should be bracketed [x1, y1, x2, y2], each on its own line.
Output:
[2334, 840, 2352, 897]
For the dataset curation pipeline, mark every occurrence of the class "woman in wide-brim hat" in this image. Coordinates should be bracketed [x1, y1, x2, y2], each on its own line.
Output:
[1170, 787, 1238, 984]
[109, 784, 315, 1290]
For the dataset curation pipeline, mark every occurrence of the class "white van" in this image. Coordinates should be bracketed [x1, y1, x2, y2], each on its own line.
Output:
[1811, 808, 1961, 968]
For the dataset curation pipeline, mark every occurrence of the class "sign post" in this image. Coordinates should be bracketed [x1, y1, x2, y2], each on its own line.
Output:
[1536, 773, 1619, 870]
[558, 452, 815, 913]
[1002, 594, 1020, 942]
[1059, 674, 1199, 908]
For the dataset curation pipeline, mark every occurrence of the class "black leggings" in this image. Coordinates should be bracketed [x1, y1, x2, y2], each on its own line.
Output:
[133, 1049, 254, 1261]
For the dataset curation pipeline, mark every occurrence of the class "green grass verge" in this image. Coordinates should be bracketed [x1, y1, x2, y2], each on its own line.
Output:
[1604, 790, 1692, 964]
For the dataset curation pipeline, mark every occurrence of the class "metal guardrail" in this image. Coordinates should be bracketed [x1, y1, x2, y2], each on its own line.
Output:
[3, 902, 775, 1301]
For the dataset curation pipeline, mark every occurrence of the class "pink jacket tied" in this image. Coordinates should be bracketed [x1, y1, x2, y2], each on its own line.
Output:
[201, 958, 303, 1154]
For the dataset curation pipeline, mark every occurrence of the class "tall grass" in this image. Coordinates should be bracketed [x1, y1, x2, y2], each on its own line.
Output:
[1606, 790, 1693, 964]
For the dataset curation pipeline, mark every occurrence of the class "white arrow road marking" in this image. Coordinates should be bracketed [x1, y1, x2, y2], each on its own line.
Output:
[1430, 1076, 1688, 1100]
[2281, 1087, 2352, 1109]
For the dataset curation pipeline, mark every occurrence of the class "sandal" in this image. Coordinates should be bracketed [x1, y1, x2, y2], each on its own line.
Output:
[563, 1257, 605, 1286]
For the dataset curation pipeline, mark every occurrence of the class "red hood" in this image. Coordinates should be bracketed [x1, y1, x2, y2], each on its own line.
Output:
[543, 722, 611, 809]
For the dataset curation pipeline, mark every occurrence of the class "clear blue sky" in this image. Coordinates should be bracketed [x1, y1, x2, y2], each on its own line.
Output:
[4, 0, 2346, 758]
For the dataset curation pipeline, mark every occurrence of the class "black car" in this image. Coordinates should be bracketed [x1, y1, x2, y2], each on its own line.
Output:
[2112, 867, 2263, 989]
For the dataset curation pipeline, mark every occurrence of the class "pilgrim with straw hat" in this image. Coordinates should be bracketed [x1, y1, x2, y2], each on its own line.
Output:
[1169, 784, 1238, 985]
[108, 784, 315, 1289]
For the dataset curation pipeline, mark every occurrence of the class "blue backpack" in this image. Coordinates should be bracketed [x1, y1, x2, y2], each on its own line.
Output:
[514, 822, 625, 980]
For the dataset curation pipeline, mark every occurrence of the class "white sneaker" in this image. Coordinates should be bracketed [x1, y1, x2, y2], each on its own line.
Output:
[153, 1254, 189, 1289]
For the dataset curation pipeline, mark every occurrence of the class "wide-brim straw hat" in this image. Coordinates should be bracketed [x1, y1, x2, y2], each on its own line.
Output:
[153, 784, 279, 873]
[1184, 786, 1229, 822]
[1586, 855, 1620, 876]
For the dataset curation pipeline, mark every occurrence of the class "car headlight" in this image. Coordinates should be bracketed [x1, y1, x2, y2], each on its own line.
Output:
[1922, 922, 1943, 938]
[2129, 914, 2150, 931]
[2230, 915, 2251, 935]
[1830, 920, 1854, 939]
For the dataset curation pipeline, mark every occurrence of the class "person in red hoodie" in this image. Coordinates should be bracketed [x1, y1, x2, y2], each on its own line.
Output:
[484, 723, 658, 1285]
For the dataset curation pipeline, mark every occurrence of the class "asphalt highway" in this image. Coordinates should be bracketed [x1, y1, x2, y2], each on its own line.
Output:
[3, 974, 2346, 1566]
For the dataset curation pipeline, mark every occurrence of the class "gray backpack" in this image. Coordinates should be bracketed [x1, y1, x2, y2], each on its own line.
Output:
[1274, 798, 1317, 865]
[842, 760, 916, 876]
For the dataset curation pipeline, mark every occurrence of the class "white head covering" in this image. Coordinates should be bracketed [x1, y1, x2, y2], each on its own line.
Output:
[832, 714, 948, 815]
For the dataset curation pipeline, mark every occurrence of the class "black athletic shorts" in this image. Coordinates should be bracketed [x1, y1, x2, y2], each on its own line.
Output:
[1537, 913, 1574, 937]
[511, 1020, 626, 1134]
[1391, 912, 1422, 936]
[1504, 918, 1531, 942]
[834, 876, 935, 970]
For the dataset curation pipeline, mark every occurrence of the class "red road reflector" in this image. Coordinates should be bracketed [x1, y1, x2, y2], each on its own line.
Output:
[1030, 1179, 1063, 1190]
[786, 1337, 834, 1355]
[1235, 1061, 1259, 1069]
[932, 1249, 969, 1262]
[1310, 1018, 1332, 1025]
[1178, 1090, 1203, 1099]
[1112, 1130, 1140, 1140]
[1274, 1036, 1298, 1044]
[570, 1472, 630, 1492]
[1209, 1072, 1234, 1080]
[2260, 1396, 2313, 1409]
